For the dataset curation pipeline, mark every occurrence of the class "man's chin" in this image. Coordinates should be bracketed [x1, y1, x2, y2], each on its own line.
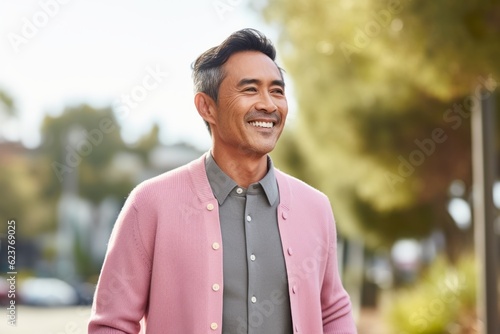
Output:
[235, 144, 275, 158]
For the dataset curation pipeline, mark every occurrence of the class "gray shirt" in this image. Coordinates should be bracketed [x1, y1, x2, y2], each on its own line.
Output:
[205, 154, 292, 334]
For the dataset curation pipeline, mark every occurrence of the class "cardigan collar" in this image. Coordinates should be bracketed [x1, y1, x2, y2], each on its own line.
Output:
[187, 152, 291, 211]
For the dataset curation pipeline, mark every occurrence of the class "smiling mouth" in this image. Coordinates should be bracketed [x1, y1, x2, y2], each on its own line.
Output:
[249, 121, 274, 128]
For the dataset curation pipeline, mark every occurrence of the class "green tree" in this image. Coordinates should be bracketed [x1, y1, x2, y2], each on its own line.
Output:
[40, 104, 133, 203]
[128, 123, 161, 163]
[0, 90, 54, 237]
[0, 89, 15, 116]
[262, 0, 500, 259]
[0, 88, 17, 141]
[0, 153, 55, 237]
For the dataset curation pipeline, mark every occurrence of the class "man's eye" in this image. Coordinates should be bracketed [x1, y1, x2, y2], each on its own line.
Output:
[244, 87, 257, 92]
[272, 89, 284, 95]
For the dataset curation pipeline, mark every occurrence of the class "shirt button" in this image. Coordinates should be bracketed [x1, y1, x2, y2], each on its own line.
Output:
[212, 283, 220, 291]
[287, 247, 293, 256]
[282, 211, 288, 220]
[292, 285, 297, 294]
[210, 322, 218, 330]
[246, 215, 252, 222]
[251, 296, 257, 303]
[212, 242, 220, 250]
[236, 187, 243, 194]
[206, 203, 214, 211]
[250, 254, 256, 261]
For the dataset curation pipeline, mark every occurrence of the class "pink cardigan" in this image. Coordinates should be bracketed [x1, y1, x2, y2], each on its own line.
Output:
[88, 154, 357, 333]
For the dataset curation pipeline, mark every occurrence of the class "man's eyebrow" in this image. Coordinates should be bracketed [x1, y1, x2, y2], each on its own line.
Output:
[237, 78, 285, 88]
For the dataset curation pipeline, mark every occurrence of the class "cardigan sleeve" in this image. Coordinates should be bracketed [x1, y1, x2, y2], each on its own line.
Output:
[321, 202, 358, 334]
[88, 190, 154, 334]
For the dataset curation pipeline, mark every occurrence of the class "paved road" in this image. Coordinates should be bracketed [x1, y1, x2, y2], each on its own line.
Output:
[357, 308, 389, 334]
[0, 305, 91, 334]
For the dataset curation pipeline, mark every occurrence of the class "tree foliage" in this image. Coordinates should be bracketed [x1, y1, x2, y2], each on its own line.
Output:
[263, 0, 500, 256]
[40, 104, 133, 204]
[0, 90, 53, 237]
[0, 153, 55, 237]
[0, 89, 16, 116]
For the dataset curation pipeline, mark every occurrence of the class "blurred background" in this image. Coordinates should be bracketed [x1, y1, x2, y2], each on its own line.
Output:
[0, 0, 499, 333]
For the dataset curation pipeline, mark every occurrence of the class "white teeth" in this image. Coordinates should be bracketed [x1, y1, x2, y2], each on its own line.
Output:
[249, 121, 273, 128]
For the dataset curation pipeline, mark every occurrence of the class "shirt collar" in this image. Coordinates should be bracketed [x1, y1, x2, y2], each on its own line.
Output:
[205, 152, 278, 206]
[257, 159, 279, 206]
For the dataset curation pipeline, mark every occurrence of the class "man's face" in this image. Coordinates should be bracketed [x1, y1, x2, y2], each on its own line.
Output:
[211, 51, 288, 158]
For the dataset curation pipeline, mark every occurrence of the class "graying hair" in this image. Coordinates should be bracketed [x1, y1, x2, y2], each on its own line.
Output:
[193, 66, 224, 103]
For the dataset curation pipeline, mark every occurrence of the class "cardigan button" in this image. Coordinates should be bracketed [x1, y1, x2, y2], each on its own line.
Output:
[206, 203, 214, 211]
[212, 242, 220, 250]
[210, 322, 218, 330]
[212, 283, 220, 291]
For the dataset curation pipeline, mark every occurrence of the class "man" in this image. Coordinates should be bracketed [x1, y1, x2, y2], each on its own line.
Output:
[89, 28, 356, 333]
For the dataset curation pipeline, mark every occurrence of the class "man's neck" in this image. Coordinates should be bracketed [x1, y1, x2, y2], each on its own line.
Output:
[211, 147, 268, 188]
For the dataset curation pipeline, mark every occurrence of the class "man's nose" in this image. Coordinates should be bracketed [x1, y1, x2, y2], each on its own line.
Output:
[255, 92, 277, 113]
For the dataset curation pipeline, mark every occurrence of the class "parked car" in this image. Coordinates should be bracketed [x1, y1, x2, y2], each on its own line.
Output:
[19, 277, 79, 306]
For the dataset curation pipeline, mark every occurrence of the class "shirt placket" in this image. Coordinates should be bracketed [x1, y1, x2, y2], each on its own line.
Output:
[244, 192, 259, 334]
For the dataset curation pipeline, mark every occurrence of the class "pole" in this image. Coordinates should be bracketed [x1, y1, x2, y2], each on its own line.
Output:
[472, 90, 497, 333]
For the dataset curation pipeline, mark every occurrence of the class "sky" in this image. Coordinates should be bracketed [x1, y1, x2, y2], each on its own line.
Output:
[0, 0, 294, 150]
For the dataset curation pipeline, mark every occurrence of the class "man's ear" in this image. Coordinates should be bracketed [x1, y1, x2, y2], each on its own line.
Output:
[194, 92, 217, 127]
